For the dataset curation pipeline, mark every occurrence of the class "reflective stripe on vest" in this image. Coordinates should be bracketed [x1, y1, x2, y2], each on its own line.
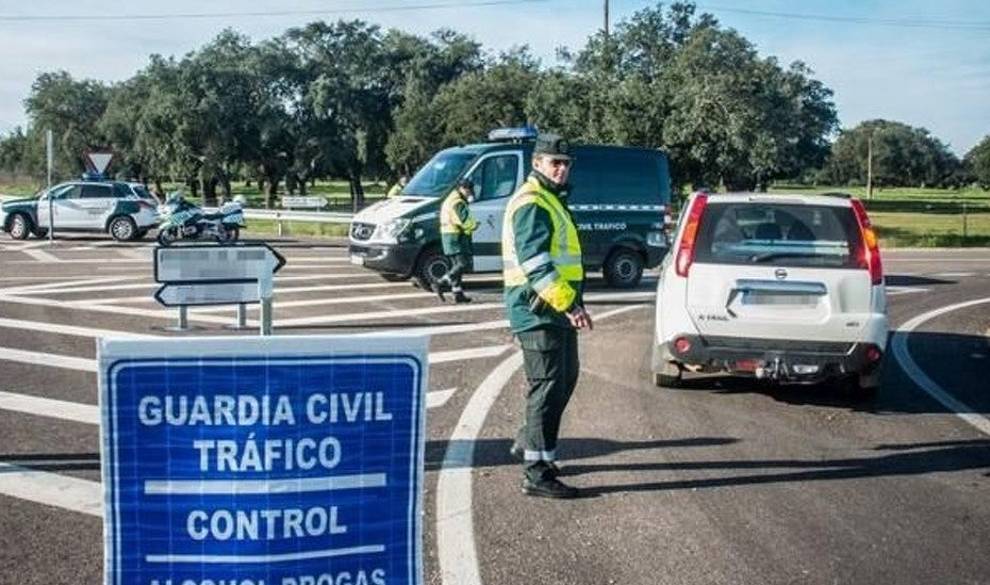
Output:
[502, 177, 584, 287]
[440, 191, 469, 234]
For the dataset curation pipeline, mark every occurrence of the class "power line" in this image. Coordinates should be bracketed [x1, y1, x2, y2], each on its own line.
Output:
[698, 4, 990, 32]
[0, 0, 545, 23]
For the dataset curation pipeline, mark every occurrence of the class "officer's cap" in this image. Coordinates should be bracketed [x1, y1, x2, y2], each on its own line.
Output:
[533, 133, 571, 160]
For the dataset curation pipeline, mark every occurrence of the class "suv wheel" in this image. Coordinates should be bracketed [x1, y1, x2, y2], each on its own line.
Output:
[109, 216, 137, 241]
[8, 214, 31, 240]
[604, 248, 644, 288]
[415, 247, 451, 290]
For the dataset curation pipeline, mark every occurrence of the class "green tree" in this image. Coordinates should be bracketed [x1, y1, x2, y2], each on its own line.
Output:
[964, 135, 990, 189]
[824, 120, 959, 188]
[24, 71, 110, 179]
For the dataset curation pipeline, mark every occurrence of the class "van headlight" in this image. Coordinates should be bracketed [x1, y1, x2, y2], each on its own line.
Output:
[373, 218, 411, 243]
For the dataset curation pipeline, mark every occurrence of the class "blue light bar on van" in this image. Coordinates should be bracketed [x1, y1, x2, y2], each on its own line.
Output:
[488, 126, 538, 142]
[81, 171, 105, 181]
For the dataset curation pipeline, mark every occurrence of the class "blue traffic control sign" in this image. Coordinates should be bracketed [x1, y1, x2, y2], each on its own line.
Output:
[99, 336, 428, 585]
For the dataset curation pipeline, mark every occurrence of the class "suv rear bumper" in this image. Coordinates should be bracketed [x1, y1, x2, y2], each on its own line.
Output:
[662, 334, 884, 382]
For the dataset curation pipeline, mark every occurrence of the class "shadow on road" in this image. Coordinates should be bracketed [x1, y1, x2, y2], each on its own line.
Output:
[576, 438, 990, 496]
[426, 436, 739, 471]
[0, 452, 100, 472]
[885, 274, 957, 287]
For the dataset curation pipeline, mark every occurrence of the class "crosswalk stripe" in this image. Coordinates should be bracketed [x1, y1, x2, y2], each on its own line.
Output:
[0, 391, 98, 424]
[0, 317, 156, 339]
[21, 273, 372, 296]
[0, 343, 511, 374]
[21, 248, 60, 262]
[0, 347, 96, 372]
[0, 462, 102, 516]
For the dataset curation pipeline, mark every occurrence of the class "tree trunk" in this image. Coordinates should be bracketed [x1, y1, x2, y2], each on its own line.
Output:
[298, 177, 308, 196]
[222, 176, 232, 200]
[265, 177, 280, 209]
[203, 176, 219, 207]
[187, 178, 199, 199]
[350, 175, 365, 212]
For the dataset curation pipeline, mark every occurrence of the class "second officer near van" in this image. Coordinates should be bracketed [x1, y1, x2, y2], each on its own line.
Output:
[434, 179, 478, 303]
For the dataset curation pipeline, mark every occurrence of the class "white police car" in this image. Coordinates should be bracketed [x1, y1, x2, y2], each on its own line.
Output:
[652, 192, 888, 397]
[1, 180, 159, 241]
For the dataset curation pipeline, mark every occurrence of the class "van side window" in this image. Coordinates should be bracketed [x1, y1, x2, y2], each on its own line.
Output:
[569, 149, 659, 203]
[469, 154, 519, 201]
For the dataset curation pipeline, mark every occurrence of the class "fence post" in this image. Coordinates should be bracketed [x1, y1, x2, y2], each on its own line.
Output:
[963, 201, 968, 241]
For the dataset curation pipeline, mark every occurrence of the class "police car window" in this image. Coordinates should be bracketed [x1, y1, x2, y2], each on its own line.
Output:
[80, 184, 112, 199]
[469, 154, 518, 201]
[48, 184, 78, 199]
[112, 183, 134, 198]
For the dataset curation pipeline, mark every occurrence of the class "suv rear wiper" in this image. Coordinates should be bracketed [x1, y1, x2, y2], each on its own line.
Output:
[749, 251, 827, 263]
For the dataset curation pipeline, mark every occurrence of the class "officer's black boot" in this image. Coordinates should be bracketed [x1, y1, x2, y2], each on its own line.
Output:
[431, 279, 446, 302]
[522, 471, 578, 499]
[453, 290, 472, 304]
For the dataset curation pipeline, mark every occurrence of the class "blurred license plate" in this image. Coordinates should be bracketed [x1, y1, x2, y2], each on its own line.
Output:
[350, 255, 364, 266]
[744, 293, 817, 306]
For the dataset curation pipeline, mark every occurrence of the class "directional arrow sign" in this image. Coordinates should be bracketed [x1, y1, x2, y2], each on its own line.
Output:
[154, 243, 285, 285]
[154, 281, 261, 307]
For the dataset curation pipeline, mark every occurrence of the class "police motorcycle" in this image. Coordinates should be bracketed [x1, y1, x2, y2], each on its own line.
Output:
[156, 192, 246, 246]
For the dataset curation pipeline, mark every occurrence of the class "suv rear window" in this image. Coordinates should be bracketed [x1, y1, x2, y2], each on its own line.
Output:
[694, 202, 862, 269]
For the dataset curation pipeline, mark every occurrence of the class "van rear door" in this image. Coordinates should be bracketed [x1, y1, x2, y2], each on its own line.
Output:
[684, 198, 874, 342]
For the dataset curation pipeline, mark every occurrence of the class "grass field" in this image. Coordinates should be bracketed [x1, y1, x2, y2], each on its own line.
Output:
[4, 177, 989, 247]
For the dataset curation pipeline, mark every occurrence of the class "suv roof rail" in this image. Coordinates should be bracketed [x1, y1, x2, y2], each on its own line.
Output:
[819, 191, 853, 199]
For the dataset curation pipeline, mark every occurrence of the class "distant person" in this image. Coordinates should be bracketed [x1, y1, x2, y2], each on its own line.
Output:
[386, 175, 409, 198]
[434, 179, 478, 303]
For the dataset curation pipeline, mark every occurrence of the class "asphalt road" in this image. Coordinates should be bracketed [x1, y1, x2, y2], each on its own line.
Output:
[0, 235, 988, 585]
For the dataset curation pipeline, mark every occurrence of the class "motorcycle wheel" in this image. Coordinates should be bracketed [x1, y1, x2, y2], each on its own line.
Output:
[157, 228, 178, 246]
[216, 226, 239, 245]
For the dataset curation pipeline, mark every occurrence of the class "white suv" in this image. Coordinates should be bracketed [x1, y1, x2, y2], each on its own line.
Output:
[652, 192, 888, 397]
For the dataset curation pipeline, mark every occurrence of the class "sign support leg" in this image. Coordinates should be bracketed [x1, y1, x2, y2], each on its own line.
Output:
[259, 273, 273, 336]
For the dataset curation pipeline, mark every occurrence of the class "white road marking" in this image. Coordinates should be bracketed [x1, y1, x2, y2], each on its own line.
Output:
[22, 273, 371, 296]
[274, 290, 656, 328]
[886, 287, 928, 296]
[0, 341, 507, 375]
[0, 347, 96, 372]
[0, 462, 102, 516]
[436, 304, 650, 585]
[66, 281, 416, 307]
[0, 317, 156, 339]
[0, 391, 98, 424]
[0, 293, 235, 326]
[21, 248, 60, 262]
[430, 345, 510, 364]
[891, 296, 990, 437]
[427, 388, 458, 409]
[0, 276, 146, 295]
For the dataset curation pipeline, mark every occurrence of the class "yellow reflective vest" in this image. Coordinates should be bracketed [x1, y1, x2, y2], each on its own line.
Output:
[501, 174, 584, 332]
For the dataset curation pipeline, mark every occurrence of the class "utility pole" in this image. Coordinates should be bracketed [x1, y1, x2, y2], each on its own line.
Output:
[604, 0, 610, 42]
[866, 132, 874, 201]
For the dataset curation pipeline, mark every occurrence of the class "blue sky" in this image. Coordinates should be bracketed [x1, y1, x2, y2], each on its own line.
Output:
[0, 0, 987, 154]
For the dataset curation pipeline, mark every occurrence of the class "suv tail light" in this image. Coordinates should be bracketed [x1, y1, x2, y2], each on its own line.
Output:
[850, 199, 883, 285]
[675, 193, 709, 277]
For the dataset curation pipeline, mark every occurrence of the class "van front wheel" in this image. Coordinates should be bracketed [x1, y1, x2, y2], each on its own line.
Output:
[604, 248, 644, 288]
[416, 248, 451, 290]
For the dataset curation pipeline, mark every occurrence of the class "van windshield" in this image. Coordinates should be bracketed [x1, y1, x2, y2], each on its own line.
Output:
[694, 202, 862, 269]
[403, 151, 476, 198]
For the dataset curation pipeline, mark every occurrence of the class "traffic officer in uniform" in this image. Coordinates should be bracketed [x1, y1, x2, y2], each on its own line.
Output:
[386, 174, 408, 198]
[434, 178, 478, 303]
[502, 133, 592, 499]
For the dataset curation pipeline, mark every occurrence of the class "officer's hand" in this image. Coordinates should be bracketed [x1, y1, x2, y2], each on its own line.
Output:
[566, 305, 593, 331]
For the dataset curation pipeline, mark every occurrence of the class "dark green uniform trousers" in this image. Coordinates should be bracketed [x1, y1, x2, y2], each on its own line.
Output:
[516, 326, 580, 482]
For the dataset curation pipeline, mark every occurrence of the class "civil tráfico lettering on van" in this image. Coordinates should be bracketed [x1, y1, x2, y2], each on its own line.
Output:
[348, 127, 673, 289]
